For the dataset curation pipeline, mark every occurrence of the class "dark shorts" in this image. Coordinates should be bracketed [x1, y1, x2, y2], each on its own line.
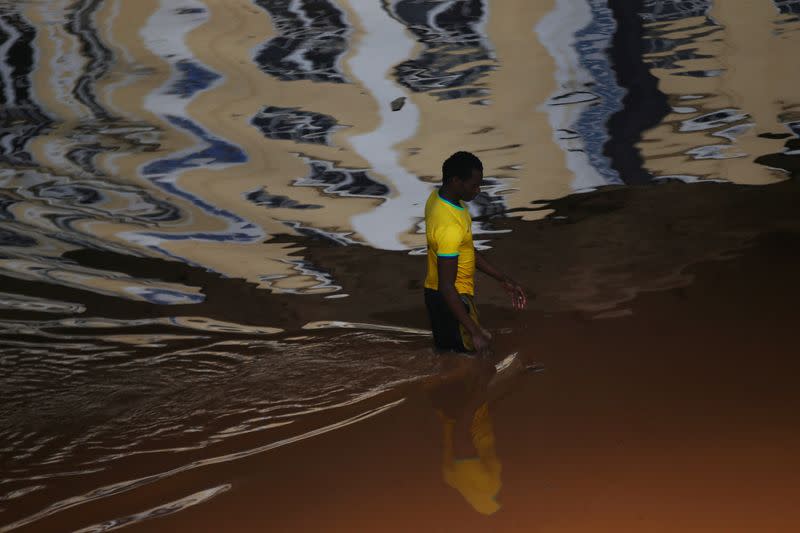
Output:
[424, 288, 480, 353]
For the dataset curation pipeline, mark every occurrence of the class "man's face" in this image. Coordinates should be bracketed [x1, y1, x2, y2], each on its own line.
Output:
[460, 168, 483, 201]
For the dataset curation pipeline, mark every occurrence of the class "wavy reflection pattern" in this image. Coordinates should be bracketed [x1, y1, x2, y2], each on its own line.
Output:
[0, 4, 207, 306]
[1, 324, 434, 530]
[537, 0, 607, 190]
[136, 0, 258, 249]
[537, 0, 626, 187]
[252, 106, 340, 146]
[64, 0, 115, 121]
[254, 0, 351, 83]
[773, 0, 800, 76]
[640, 1, 716, 74]
[250, 0, 398, 252]
[388, 0, 495, 102]
[0, 10, 51, 166]
[775, 0, 800, 14]
[638, 0, 799, 182]
[570, 0, 625, 184]
[0, 2, 254, 308]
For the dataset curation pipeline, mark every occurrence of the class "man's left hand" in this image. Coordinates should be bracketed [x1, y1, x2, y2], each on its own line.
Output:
[501, 278, 527, 311]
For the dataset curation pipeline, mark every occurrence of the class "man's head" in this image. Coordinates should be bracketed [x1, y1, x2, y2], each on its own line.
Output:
[442, 151, 483, 201]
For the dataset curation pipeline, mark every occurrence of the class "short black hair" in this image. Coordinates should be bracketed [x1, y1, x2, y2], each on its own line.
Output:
[442, 151, 483, 183]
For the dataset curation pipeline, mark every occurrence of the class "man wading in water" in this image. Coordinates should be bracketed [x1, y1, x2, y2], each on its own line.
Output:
[424, 151, 527, 355]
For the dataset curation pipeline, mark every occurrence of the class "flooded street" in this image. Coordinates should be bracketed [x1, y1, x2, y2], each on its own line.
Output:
[1, 1, 799, 530]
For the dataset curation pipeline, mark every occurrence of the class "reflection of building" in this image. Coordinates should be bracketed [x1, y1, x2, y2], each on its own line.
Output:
[392, 0, 628, 234]
[64, 0, 116, 122]
[0, 1, 207, 303]
[252, 106, 340, 145]
[640, 0, 711, 22]
[111, 0, 369, 292]
[774, 0, 800, 16]
[537, 0, 623, 189]
[0, 10, 52, 166]
[2, 0, 798, 301]
[639, 0, 800, 183]
[1, 0, 337, 297]
[254, 0, 352, 84]
[246, 0, 405, 256]
[1, 0, 402, 295]
[387, 0, 496, 102]
[566, 0, 626, 184]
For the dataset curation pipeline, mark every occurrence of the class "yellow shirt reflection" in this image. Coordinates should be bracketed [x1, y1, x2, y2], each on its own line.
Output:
[439, 402, 501, 515]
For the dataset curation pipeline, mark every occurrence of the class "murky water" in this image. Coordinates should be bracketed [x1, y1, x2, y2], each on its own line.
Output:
[1, 0, 799, 529]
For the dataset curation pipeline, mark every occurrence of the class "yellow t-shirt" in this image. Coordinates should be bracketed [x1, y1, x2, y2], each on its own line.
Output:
[424, 189, 475, 295]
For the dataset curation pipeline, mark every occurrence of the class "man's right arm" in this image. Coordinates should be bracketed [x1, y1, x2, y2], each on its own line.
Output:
[437, 257, 491, 354]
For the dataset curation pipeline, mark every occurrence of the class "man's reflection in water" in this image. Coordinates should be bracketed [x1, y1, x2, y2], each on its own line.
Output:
[428, 352, 532, 515]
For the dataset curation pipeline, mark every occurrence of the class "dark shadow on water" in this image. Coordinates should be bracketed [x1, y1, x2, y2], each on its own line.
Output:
[604, 0, 671, 184]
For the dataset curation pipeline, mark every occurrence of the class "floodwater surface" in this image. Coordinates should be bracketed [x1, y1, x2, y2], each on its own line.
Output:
[1, 0, 799, 530]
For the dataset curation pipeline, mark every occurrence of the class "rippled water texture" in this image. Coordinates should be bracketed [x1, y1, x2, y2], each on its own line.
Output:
[1, 0, 799, 529]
